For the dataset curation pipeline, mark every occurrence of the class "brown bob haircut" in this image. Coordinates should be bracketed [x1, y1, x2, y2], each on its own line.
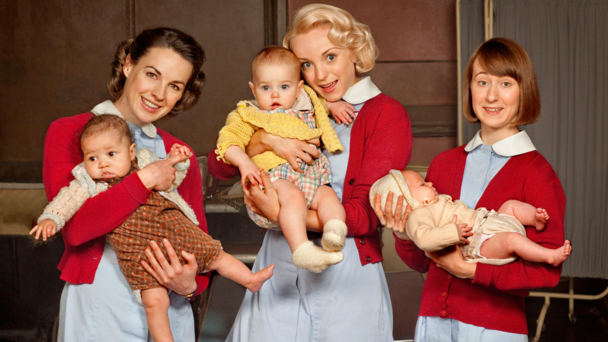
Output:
[463, 37, 540, 126]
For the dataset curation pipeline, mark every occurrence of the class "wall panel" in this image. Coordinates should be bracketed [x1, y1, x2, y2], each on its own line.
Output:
[0, 0, 129, 181]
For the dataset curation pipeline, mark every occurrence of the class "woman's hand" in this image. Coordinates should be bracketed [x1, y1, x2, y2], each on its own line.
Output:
[141, 239, 198, 296]
[243, 171, 281, 225]
[374, 192, 411, 240]
[425, 245, 477, 279]
[137, 159, 178, 191]
[247, 129, 320, 173]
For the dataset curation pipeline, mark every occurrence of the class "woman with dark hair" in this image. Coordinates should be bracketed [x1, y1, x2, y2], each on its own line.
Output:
[43, 27, 207, 341]
[379, 37, 566, 341]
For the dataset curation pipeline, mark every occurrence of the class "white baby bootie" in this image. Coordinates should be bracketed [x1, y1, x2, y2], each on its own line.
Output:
[321, 219, 348, 252]
[292, 241, 344, 273]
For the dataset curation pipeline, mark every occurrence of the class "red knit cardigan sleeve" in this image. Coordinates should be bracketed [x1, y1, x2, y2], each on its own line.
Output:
[342, 95, 412, 237]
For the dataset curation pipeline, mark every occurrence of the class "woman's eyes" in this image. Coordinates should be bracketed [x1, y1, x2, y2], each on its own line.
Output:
[326, 54, 336, 62]
[501, 82, 511, 87]
[478, 81, 487, 86]
[146, 72, 157, 79]
[301, 62, 312, 69]
[170, 84, 180, 91]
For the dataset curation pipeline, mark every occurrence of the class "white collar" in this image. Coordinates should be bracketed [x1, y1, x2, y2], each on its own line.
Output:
[342, 76, 381, 105]
[464, 130, 536, 157]
[248, 87, 312, 111]
[91, 100, 158, 138]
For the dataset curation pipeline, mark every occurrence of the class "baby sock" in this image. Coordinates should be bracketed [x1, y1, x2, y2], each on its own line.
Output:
[321, 219, 347, 252]
[292, 241, 344, 273]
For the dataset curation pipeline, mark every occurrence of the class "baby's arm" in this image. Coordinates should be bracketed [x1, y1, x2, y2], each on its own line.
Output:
[225, 145, 263, 188]
[406, 207, 463, 252]
[326, 100, 355, 125]
[33, 177, 97, 236]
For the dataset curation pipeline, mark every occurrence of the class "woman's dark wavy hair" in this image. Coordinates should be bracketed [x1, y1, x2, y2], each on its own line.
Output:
[108, 27, 206, 116]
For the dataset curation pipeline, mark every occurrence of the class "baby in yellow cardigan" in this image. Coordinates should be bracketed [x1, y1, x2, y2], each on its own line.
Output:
[371, 170, 571, 266]
[216, 46, 352, 273]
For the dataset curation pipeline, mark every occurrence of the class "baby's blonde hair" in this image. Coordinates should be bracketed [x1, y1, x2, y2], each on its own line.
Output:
[283, 4, 378, 74]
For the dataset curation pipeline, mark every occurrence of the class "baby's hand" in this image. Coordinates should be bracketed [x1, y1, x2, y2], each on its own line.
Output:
[239, 160, 264, 189]
[168, 144, 192, 164]
[327, 100, 356, 125]
[452, 215, 473, 244]
[29, 219, 58, 241]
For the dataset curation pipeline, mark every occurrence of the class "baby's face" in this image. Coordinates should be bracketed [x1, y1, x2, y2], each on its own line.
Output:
[402, 170, 438, 204]
[81, 129, 136, 180]
[249, 63, 303, 111]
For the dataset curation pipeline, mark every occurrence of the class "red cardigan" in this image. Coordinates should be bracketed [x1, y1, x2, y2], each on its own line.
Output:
[44, 113, 210, 295]
[209, 94, 412, 265]
[395, 146, 566, 334]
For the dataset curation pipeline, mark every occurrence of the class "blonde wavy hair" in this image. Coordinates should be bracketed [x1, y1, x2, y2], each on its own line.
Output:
[283, 4, 378, 74]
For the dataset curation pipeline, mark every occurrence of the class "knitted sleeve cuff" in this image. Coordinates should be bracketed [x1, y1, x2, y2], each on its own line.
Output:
[473, 262, 493, 287]
[121, 172, 152, 204]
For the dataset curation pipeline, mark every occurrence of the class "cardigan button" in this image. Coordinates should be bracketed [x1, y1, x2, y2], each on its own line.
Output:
[441, 292, 447, 297]
[440, 310, 447, 316]
[447, 274, 453, 280]
[359, 239, 366, 245]
[365, 256, 372, 262]
[348, 178, 355, 185]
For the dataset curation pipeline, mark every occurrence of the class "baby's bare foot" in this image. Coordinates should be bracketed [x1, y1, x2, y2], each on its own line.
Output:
[549, 240, 571, 267]
[246, 264, 274, 293]
[535, 208, 550, 231]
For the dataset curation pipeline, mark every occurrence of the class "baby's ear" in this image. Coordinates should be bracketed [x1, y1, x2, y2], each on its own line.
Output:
[248, 82, 256, 96]
[296, 80, 304, 96]
[129, 143, 136, 160]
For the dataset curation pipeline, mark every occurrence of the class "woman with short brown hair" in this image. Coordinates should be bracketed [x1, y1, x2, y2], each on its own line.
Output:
[382, 37, 565, 341]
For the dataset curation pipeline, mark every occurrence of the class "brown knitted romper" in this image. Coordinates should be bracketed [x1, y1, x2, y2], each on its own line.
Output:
[106, 167, 221, 291]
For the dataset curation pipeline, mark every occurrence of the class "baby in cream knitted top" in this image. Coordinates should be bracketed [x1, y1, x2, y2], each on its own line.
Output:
[371, 170, 571, 267]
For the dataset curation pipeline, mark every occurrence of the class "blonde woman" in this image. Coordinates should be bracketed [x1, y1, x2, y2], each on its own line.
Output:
[209, 4, 412, 341]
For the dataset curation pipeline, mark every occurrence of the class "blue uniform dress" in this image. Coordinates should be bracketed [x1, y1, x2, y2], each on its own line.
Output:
[226, 78, 394, 342]
[57, 101, 195, 342]
[414, 130, 536, 342]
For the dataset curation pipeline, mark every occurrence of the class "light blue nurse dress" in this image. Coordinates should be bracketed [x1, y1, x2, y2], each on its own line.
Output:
[57, 101, 196, 342]
[226, 80, 394, 342]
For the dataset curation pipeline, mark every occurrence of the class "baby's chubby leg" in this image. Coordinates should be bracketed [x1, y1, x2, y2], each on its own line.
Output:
[273, 179, 310, 253]
[480, 232, 571, 267]
[273, 179, 344, 272]
[141, 287, 173, 342]
[207, 250, 274, 292]
[498, 200, 549, 231]
[310, 185, 348, 252]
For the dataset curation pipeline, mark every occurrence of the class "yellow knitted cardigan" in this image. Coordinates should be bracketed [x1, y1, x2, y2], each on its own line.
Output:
[215, 85, 344, 172]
